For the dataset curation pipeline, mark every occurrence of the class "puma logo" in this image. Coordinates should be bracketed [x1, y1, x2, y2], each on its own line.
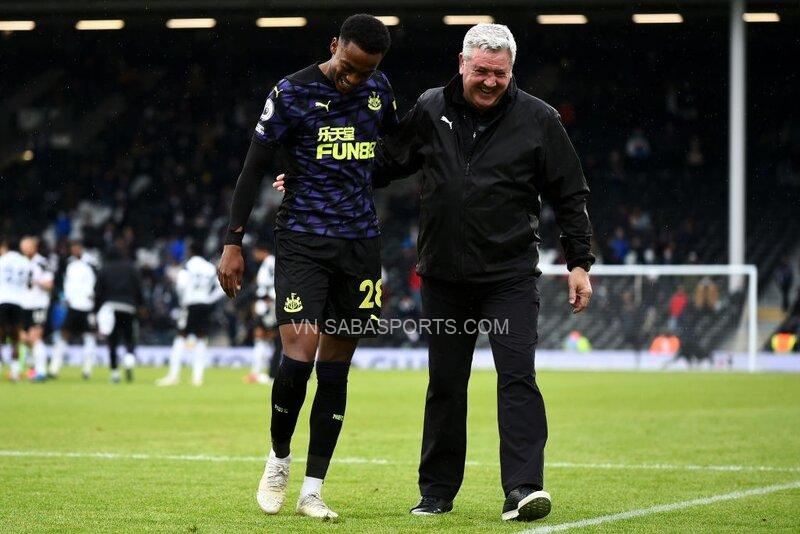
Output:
[440, 115, 453, 130]
[315, 100, 331, 112]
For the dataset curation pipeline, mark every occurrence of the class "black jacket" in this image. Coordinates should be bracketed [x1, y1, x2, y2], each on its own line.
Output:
[94, 259, 142, 311]
[375, 75, 595, 282]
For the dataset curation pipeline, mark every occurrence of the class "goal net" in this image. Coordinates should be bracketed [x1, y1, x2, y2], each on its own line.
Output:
[534, 264, 758, 371]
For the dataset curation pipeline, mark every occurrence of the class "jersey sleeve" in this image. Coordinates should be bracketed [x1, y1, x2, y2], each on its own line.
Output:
[253, 79, 301, 148]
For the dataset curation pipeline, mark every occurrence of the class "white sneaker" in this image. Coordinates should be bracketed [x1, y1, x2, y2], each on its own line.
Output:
[256, 452, 291, 514]
[156, 376, 179, 386]
[191, 378, 203, 387]
[296, 492, 339, 521]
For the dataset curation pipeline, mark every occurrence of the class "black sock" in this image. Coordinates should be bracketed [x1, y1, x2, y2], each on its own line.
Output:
[306, 361, 350, 479]
[270, 355, 313, 458]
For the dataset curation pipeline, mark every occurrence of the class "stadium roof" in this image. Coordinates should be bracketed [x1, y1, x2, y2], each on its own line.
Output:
[1, 0, 797, 13]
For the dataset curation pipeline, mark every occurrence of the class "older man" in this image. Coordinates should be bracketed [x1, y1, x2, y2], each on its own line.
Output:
[376, 24, 595, 521]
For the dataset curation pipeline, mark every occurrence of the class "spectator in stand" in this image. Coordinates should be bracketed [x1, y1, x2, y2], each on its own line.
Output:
[628, 207, 652, 235]
[619, 291, 643, 350]
[668, 285, 688, 331]
[694, 277, 719, 312]
[609, 227, 629, 264]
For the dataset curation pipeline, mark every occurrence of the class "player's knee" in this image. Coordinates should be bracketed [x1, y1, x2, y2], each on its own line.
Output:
[281, 338, 317, 362]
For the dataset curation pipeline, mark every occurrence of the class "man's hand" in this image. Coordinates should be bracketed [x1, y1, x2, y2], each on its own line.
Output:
[568, 266, 592, 314]
[218, 244, 245, 299]
[272, 173, 286, 192]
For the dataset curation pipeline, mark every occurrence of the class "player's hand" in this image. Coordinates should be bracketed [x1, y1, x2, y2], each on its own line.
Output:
[568, 266, 592, 314]
[272, 173, 286, 193]
[218, 245, 245, 299]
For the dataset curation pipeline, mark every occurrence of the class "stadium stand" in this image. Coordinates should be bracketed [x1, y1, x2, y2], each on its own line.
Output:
[1, 19, 798, 349]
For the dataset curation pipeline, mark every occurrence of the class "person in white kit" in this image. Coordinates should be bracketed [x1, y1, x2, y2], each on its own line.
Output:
[157, 242, 224, 386]
[20, 236, 55, 382]
[0, 236, 32, 382]
[244, 240, 280, 385]
[50, 240, 98, 379]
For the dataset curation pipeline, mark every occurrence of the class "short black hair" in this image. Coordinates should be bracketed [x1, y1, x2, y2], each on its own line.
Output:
[339, 14, 391, 55]
[187, 241, 202, 258]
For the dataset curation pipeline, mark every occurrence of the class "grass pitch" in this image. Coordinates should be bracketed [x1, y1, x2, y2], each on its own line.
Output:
[1, 367, 799, 533]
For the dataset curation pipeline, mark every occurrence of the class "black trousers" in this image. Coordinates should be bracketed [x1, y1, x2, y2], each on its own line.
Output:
[108, 311, 136, 369]
[418, 274, 547, 500]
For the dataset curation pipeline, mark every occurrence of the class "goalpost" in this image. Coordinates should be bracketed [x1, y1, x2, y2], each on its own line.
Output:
[537, 264, 759, 372]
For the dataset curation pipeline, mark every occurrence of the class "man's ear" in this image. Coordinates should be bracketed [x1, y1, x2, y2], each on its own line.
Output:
[458, 52, 466, 75]
[330, 37, 338, 56]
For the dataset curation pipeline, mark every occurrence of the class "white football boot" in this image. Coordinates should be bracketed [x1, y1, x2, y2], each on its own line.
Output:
[296, 492, 339, 521]
[155, 375, 179, 386]
[256, 451, 291, 514]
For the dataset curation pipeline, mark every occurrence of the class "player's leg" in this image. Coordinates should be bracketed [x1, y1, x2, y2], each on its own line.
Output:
[27, 320, 48, 381]
[270, 323, 318, 450]
[480, 276, 550, 522]
[119, 312, 136, 383]
[50, 309, 76, 377]
[107, 316, 121, 383]
[80, 313, 97, 379]
[0, 323, 5, 378]
[0, 317, 5, 377]
[257, 230, 330, 515]
[295, 333, 356, 521]
[412, 277, 477, 515]
[247, 324, 269, 383]
[6, 307, 24, 381]
[189, 308, 210, 386]
[158, 308, 188, 385]
[295, 236, 380, 520]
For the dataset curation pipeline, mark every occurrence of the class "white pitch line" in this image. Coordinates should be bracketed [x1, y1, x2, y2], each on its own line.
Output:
[1, 450, 800, 475]
[0, 450, 391, 465]
[521, 481, 800, 534]
[544, 461, 800, 474]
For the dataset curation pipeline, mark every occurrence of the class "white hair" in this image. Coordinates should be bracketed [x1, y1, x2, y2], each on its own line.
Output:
[462, 23, 517, 65]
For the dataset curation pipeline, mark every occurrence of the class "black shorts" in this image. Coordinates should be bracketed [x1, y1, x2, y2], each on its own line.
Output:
[275, 229, 382, 338]
[63, 308, 94, 335]
[0, 303, 23, 331]
[178, 304, 213, 337]
[22, 308, 48, 330]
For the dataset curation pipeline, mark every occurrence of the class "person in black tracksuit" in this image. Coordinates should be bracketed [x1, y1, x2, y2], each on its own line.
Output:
[94, 247, 143, 383]
[374, 24, 595, 522]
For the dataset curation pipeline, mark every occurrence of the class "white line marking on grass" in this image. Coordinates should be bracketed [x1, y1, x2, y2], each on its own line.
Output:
[0, 450, 392, 465]
[521, 481, 800, 534]
[2, 450, 800, 474]
[544, 461, 800, 474]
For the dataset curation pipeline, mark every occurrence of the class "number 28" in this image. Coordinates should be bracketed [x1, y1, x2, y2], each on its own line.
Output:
[358, 279, 382, 309]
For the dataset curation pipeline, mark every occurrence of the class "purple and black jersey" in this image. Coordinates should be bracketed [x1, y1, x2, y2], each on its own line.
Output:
[253, 63, 399, 239]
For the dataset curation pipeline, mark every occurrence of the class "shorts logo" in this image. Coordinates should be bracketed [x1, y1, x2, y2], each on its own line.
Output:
[283, 293, 303, 313]
[367, 92, 382, 111]
[314, 100, 331, 112]
[332, 414, 344, 421]
[260, 98, 275, 121]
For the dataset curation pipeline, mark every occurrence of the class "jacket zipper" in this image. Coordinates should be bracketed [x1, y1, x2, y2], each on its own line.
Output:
[460, 128, 477, 279]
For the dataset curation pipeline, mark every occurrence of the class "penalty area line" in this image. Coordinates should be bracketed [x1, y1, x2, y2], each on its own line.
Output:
[520, 481, 800, 534]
